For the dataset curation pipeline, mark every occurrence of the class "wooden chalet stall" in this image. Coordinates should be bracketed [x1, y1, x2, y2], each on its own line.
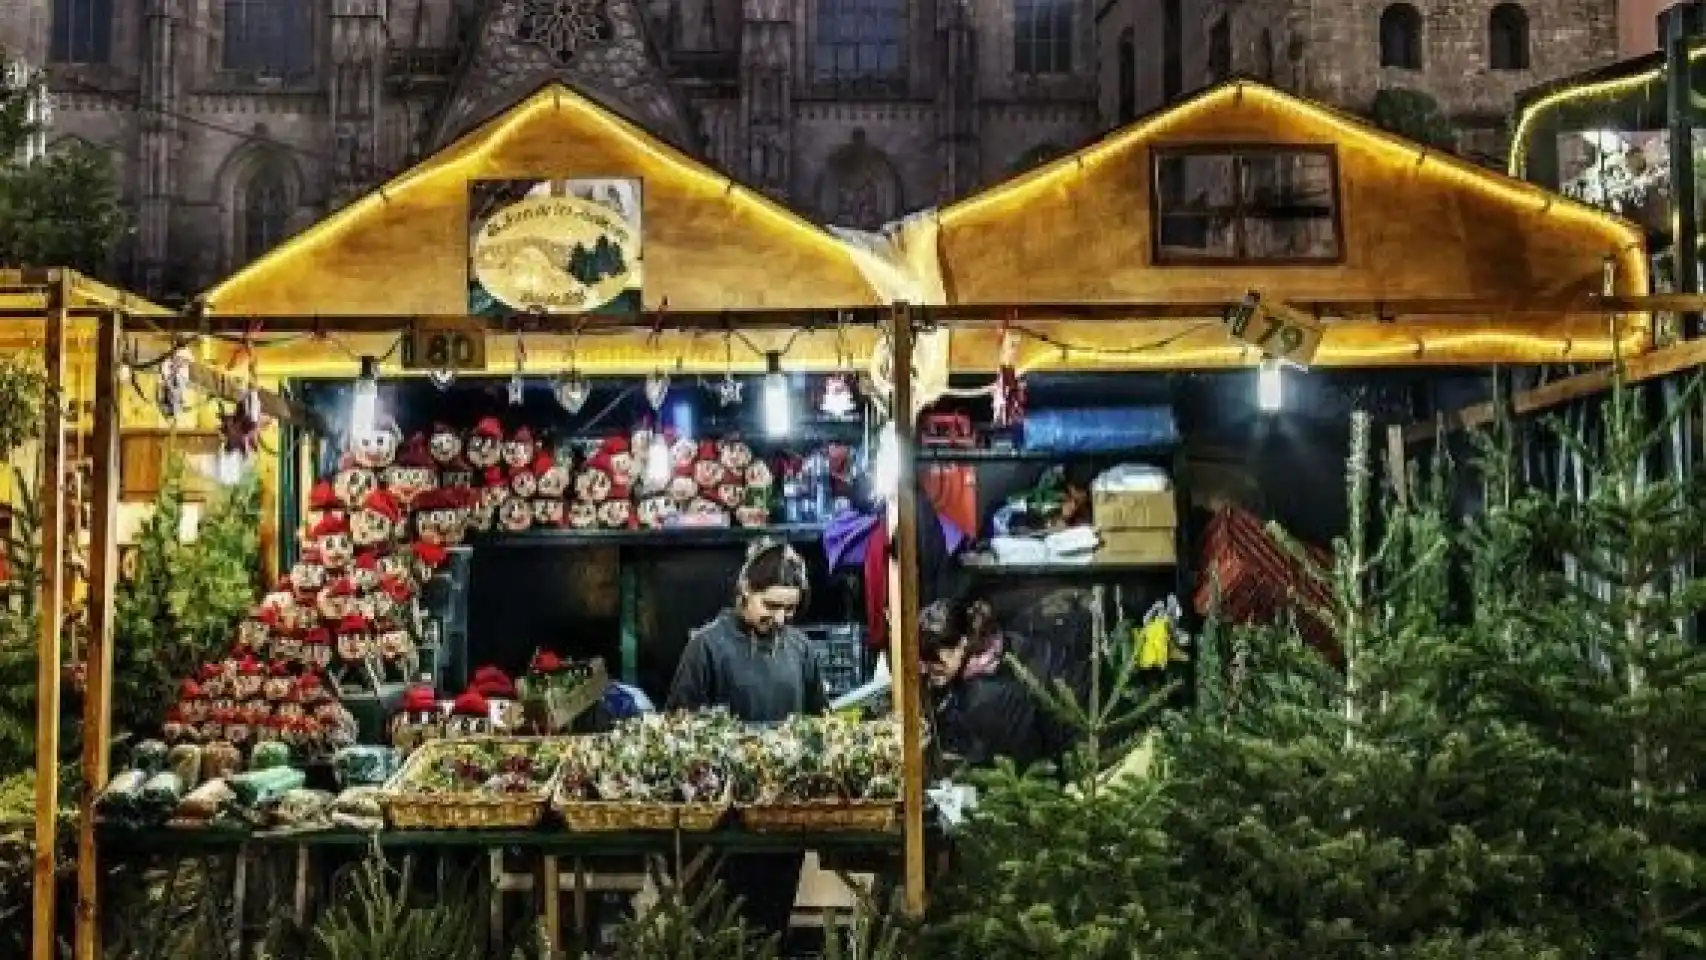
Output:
[71, 81, 935, 958]
[893, 79, 1651, 372]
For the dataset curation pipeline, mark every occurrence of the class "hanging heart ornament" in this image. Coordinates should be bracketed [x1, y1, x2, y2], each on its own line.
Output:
[427, 369, 456, 391]
[554, 373, 590, 413]
[644, 369, 670, 410]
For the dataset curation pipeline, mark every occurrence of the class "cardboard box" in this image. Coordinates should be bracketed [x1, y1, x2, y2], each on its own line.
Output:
[1097, 528, 1177, 564]
[1092, 488, 1177, 530]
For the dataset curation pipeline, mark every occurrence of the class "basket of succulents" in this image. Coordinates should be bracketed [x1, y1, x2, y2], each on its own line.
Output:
[553, 711, 738, 832]
[379, 736, 570, 829]
[517, 650, 608, 734]
[734, 715, 902, 833]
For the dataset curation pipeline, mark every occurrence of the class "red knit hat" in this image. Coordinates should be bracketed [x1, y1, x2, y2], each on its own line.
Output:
[362, 489, 403, 525]
[401, 684, 438, 713]
[473, 417, 502, 439]
[452, 690, 489, 717]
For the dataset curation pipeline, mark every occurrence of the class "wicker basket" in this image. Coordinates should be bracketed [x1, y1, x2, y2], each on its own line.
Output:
[380, 736, 567, 830]
[737, 799, 899, 833]
[553, 780, 731, 833]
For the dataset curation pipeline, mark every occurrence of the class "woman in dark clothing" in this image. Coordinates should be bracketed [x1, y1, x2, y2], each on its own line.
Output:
[666, 538, 827, 944]
[920, 597, 1083, 772]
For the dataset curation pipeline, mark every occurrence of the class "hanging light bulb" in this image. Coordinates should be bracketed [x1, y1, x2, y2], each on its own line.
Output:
[1257, 359, 1284, 413]
[351, 356, 381, 437]
[872, 422, 899, 499]
[763, 351, 792, 438]
[644, 435, 672, 489]
[215, 447, 245, 485]
[554, 372, 591, 413]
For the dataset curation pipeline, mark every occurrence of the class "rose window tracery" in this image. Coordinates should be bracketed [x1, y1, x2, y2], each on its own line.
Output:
[515, 0, 614, 65]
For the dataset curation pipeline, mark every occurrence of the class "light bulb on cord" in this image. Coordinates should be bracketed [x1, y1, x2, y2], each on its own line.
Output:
[644, 435, 672, 489]
[872, 422, 899, 499]
[1257, 359, 1284, 413]
[763, 351, 792, 437]
[351, 356, 381, 436]
[215, 448, 245, 485]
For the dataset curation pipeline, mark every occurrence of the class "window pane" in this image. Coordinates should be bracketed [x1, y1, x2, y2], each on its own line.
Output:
[816, 0, 903, 83]
[1154, 154, 1238, 259]
[1152, 150, 1341, 262]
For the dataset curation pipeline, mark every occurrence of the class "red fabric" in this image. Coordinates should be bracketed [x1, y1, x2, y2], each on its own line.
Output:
[864, 519, 890, 650]
[922, 465, 979, 538]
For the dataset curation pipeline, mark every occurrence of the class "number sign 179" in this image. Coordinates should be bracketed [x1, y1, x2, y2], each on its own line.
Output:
[1223, 292, 1323, 365]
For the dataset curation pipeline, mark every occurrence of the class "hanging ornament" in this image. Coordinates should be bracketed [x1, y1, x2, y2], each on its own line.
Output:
[713, 375, 743, 407]
[819, 373, 857, 419]
[554, 373, 590, 413]
[644, 368, 670, 410]
[992, 321, 1026, 428]
[508, 333, 527, 406]
[712, 332, 741, 407]
[156, 346, 192, 420]
[554, 323, 590, 413]
[427, 369, 456, 391]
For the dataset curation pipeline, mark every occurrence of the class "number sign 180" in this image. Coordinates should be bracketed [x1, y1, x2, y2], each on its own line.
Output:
[403, 321, 488, 371]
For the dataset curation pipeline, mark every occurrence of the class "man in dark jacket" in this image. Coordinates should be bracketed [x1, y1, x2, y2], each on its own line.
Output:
[920, 598, 1085, 772]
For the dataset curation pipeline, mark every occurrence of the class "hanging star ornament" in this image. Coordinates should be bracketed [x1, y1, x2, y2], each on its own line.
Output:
[713, 375, 743, 407]
[644, 369, 670, 410]
[554, 372, 591, 413]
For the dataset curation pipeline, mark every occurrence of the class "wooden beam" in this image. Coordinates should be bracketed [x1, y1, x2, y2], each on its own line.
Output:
[93, 291, 1694, 337]
[122, 340, 318, 431]
[74, 312, 121, 960]
[31, 274, 68, 960]
[1402, 337, 1706, 445]
[889, 303, 928, 919]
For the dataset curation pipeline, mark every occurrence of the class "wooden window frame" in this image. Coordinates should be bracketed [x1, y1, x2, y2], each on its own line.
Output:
[1148, 143, 1346, 267]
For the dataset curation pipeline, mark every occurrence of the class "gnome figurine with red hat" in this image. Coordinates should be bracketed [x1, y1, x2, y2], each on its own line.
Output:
[467, 417, 503, 469]
[306, 480, 342, 535]
[502, 427, 538, 471]
[428, 422, 463, 468]
[333, 456, 379, 512]
[389, 682, 445, 755]
[470, 666, 520, 731]
[447, 690, 493, 737]
[312, 513, 355, 571]
[382, 434, 439, 506]
[353, 488, 403, 548]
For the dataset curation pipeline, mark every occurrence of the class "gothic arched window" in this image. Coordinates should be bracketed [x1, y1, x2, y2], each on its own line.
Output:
[814, 0, 905, 87]
[1488, 4, 1529, 70]
[50, 0, 113, 64]
[1379, 4, 1423, 70]
[223, 0, 315, 79]
[241, 169, 291, 263]
[817, 131, 902, 230]
[1015, 0, 1073, 75]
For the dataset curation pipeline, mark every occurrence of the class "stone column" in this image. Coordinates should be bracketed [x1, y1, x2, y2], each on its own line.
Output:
[739, 0, 793, 198]
[137, 0, 178, 296]
[330, 0, 388, 205]
[935, 0, 979, 201]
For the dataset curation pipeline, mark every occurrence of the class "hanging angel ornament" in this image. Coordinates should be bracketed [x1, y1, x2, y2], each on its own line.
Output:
[992, 323, 1026, 428]
[156, 347, 193, 420]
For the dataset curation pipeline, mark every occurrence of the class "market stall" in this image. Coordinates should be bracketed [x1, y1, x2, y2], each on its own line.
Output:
[58, 81, 937, 959]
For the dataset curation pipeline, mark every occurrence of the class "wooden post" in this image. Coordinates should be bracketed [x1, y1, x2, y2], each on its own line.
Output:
[74, 310, 122, 960]
[31, 272, 70, 960]
[1384, 424, 1408, 505]
[887, 303, 928, 918]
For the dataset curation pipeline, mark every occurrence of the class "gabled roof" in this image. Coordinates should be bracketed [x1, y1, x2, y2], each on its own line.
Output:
[203, 81, 888, 316]
[915, 79, 1649, 367]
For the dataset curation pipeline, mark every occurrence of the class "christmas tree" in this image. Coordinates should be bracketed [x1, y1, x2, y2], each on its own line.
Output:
[1451, 375, 1706, 956]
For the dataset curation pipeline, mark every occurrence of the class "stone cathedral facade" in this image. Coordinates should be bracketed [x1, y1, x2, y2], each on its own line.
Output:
[0, 0, 1098, 298]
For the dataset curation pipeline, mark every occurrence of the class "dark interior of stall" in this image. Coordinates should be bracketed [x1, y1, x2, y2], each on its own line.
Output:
[291, 364, 1495, 706]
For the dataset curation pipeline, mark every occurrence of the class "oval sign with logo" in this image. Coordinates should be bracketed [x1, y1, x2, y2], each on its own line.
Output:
[470, 194, 639, 314]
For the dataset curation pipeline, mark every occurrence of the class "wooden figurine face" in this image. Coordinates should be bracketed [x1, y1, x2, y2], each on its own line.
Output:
[532, 499, 566, 527]
[350, 426, 400, 470]
[429, 429, 462, 465]
[334, 467, 377, 510]
[498, 498, 533, 532]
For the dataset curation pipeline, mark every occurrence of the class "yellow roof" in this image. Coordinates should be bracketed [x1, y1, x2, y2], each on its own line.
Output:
[922, 80, 1650, 368]
[203, 82, 888, 317]
[0, 268, 175, 317]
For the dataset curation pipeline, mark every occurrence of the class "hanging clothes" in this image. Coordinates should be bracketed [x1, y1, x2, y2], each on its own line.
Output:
[833, 502, 965, 651]
[921, 464, 980, 538]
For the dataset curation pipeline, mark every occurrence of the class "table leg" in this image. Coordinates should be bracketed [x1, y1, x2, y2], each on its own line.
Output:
[228, 845, 248, 960]
[572, 857, 587, 943]
[541, 854, 561, 959]
[293, 844, 310, 929]
[488, 850, 504, 955]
